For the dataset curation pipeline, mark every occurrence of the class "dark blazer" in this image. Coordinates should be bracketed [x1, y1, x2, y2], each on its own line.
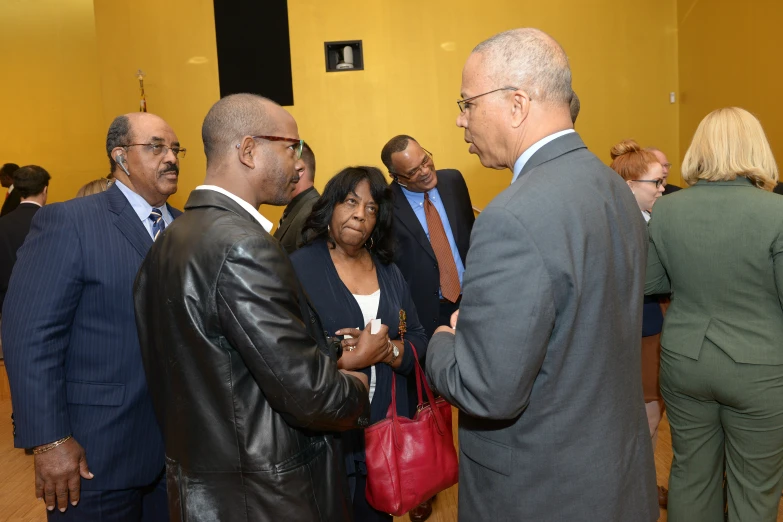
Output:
[646, 178, 783, 363]
[774, 182, 783, 195]
[0, 202, 40, 309]
[391, 169, 474, 338]
[291, 238, 428, 503]
[427, 133, 658, 522]
[0, 188, 21, 217]
[2, 183, 180, 491]
[663, 183, 682, 195]
[134, 189, 370, 522]
[274, 186, 320, 253]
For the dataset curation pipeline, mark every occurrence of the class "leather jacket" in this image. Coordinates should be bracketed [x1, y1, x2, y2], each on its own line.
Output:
[134, 189, 370, 521]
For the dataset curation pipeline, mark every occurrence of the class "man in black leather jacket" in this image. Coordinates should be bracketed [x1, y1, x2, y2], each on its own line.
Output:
[134, 93, 371, 522]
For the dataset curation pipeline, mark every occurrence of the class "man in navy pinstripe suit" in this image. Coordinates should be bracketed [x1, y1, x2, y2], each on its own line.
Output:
[3, 112, 183, 521]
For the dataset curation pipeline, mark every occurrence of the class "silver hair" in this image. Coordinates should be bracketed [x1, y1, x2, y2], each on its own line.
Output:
[473, 28, 573, 105]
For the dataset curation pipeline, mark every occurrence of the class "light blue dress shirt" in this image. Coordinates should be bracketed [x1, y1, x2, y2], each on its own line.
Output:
[511, 129, 576, 184]
[400, 185, 465, 297]
[114, 180, 173, 240]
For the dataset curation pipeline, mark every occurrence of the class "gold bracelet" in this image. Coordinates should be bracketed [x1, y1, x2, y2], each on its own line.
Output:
[32, 435, 72, 455]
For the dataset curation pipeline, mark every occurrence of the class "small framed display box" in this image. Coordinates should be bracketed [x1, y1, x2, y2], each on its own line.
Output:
[324, 40, 364, 72]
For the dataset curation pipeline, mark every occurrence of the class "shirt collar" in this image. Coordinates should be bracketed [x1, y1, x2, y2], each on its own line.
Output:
[19, 200, 42, 208]
[512, 129, 575, 184]
[195, 185, 273, 232]
[399, 184, 439, 204]
[114, 179, 164, 222]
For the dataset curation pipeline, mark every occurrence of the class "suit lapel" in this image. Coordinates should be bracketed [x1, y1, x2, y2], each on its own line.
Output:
[519, 132, 588, 179]
[392, 181, 435, 261]
[435, 171, 461, 249]
[106, 184, 153, 258]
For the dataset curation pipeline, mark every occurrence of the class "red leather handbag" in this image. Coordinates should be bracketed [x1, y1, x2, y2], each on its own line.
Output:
[364, 339, 459, 516]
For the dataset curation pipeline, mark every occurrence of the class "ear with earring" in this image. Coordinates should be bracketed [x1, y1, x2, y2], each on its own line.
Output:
[365, 236, 374, 250]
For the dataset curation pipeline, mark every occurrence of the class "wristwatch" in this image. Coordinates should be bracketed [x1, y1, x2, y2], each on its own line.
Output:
[389, 341, 399, 365]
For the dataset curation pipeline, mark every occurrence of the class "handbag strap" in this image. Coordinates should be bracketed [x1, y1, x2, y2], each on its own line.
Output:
[407, 341, 448, 436]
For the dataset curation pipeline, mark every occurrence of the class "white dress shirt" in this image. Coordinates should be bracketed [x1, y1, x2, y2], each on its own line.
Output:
[114, 179, 173, 240]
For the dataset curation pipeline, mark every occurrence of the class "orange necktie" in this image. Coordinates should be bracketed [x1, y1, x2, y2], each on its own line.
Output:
[424, 193, 461, 302]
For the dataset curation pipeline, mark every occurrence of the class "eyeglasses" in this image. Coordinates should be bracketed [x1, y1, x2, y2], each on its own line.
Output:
[634, 178, 665, 188]
[457, 87, 520, 113]
[239, 135, 304, 159]
[123, 143, 186, 158]
[391, 149, 433, 180]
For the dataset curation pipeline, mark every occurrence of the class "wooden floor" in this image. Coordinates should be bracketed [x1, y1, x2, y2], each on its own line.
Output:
[0, 362, 781, 522]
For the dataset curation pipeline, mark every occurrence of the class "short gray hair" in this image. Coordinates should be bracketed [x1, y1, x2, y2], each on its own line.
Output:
[202, 93, 276, 164]
[473, 28, 572, 106]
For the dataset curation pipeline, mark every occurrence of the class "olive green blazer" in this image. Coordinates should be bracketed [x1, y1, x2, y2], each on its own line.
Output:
[646, 177, 783, 363]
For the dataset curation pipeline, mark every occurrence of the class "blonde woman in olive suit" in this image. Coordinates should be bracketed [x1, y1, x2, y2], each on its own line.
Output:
[646, 107, 783, 522]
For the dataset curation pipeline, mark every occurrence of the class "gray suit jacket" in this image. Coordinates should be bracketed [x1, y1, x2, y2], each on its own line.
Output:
[426, 133, 658, 522]
[273, 187, 320, 254]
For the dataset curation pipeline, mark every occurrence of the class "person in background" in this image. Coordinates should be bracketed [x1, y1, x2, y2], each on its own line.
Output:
[380, 135, 474, 520]
[291, 166, 428, 522]
[76, 177, 113, 197]
[646, 147, 681, 194]
[134, 93, 370, 521]
[0, 163, 21, 217]
[3, 112, 183, 520]
[274, 141, 319, 253]
[609, 139, 669, 508]
[426, 27, 658, 521]
[0, 165, 50, 310]
[646, 107, 783, 522]
[570, 91, 580, 124]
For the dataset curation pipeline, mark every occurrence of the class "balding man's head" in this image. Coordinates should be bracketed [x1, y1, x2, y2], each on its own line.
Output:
[202, 93, 293, 165]
[472, 28, 572, 107]
[201, 93, 304, 207]
[456, 28, 575, 170]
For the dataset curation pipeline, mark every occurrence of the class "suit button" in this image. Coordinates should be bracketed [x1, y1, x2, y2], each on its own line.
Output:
[433, 291, 438, 296]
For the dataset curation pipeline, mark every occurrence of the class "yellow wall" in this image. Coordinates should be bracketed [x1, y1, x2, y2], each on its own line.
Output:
[3, 0, 681, 211]
[678, 0, 783, 172]
[93, 0, 681, 219]
[92, 0, 220, 210]
[0, 0, 106, 203]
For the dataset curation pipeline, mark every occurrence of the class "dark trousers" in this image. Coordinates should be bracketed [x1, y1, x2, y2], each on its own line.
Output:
[47, 472, 168, 522]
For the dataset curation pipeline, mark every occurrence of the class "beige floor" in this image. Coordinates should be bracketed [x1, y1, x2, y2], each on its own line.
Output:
[1, 364, 781, 522]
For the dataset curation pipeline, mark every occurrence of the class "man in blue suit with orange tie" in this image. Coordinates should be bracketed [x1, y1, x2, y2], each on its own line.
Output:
[3, 112, 183, 520]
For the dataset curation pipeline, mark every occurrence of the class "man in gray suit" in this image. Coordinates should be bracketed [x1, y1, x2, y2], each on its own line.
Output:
[273, 141, 319, 253]
[425, 28, 658, 521]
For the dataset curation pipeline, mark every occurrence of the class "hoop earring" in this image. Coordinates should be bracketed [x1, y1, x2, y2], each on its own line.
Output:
[365, 236, 374, 250]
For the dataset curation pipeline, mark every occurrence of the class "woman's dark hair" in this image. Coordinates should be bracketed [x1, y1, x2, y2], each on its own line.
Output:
[302, 166, 395, 264]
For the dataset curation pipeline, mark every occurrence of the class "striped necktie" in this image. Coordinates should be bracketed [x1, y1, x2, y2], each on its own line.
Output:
[149, 208, 166, 240]
[423, 192, 461, 302]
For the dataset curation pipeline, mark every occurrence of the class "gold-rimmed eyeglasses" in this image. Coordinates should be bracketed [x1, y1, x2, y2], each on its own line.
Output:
[123, 143, 186, 158]
[391, 149, 433, 180]
[457, 87, 519, 113]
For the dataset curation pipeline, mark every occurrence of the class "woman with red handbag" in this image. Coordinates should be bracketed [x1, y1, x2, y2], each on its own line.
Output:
[291, 166, 430, 521]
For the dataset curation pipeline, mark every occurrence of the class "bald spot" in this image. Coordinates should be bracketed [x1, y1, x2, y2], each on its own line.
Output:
[473, 28, 572, 106]
[202, 93, 293, 164]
